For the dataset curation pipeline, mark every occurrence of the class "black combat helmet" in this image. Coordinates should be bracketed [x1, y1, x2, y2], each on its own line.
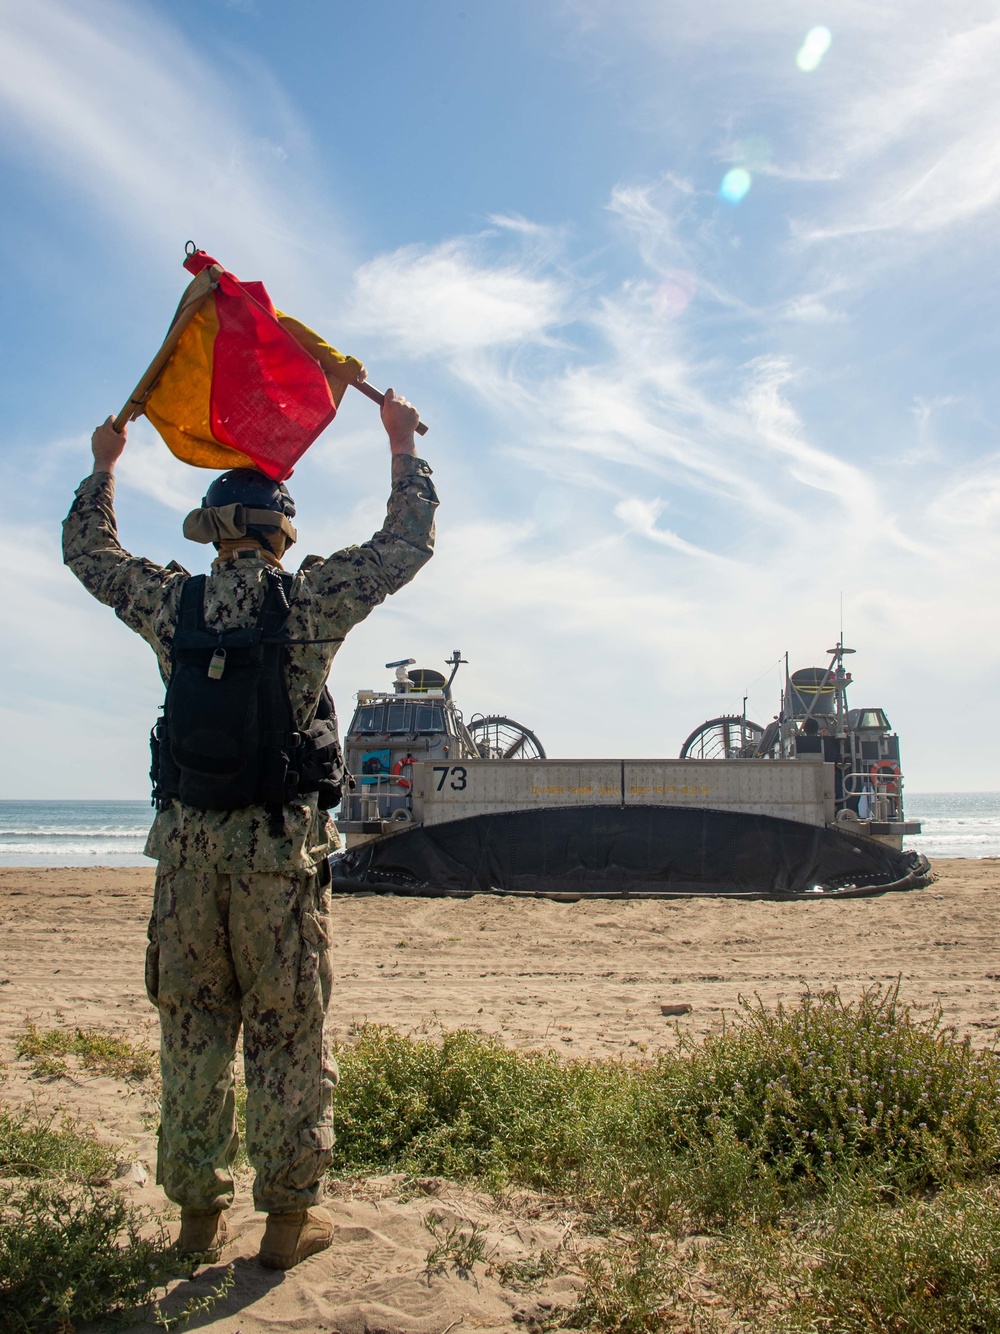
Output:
[203, 469, 296, 544]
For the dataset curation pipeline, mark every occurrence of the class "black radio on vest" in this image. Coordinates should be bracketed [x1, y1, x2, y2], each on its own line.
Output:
[150, 570, 345, 812]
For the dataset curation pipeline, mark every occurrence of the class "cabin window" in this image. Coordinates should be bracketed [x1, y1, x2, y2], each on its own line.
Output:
[386, 702, 409, 732]
[380, 702, 446, 734]
[848, 708, 891, 733]
[353, 705, 385, 733]
[412, 704, 445, 732]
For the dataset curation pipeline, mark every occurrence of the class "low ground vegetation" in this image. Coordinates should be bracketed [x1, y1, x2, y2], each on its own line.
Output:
[330, 984, 1000, 1331]
[16, 1023, 156, 1083]
[0, 1030, 206, 1333]
[0, 1101, 178, 1333]
[4, 987, 1000, 1331]
[0, 1103, 119, 1185]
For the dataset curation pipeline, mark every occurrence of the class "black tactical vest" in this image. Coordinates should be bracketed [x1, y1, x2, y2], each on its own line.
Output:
[150, 570, 345, 812]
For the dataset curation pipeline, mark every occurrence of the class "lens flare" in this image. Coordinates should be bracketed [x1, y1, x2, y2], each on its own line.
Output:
[719, 167, 752, 204]
[796, 26, 832, 71]
[655, 269, 697, 319]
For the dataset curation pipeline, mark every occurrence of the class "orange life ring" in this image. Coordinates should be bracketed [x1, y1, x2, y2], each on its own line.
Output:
[869, 760, 900, 793]
[392, 756, 416, 790]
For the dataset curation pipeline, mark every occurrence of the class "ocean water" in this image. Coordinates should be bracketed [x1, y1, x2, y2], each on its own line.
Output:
[0, 800, 153, 866]
[0, 793, 998, 866]
[902, 792, 1000, 860]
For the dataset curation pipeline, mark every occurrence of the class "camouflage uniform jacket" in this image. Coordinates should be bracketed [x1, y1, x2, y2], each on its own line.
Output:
[63, 456, 438, 873]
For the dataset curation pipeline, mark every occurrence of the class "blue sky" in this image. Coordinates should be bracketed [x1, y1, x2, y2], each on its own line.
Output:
[2, 0, 999, 796]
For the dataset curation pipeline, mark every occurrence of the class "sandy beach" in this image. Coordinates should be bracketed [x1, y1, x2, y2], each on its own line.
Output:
[2, 859, 998, 1331]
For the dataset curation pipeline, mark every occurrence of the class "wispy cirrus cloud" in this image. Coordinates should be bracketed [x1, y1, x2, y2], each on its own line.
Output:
[346, 238, 568, 357]
[792, 16, 1000, 242]
[0, 0, 353, 294]
[614, 498, 735, 563]
[569, 0, 1000, 251]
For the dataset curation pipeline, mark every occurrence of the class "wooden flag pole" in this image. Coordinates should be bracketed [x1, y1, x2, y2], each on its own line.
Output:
[113, 265, 223, 433]
[352, 378, 429, 435]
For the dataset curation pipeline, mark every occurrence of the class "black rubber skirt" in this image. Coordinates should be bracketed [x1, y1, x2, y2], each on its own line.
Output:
[329, 805, 933, 900]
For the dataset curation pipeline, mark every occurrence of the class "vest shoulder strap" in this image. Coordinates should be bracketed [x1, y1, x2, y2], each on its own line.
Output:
[178, 574, 207, 634]
[258, 569, 295, 640]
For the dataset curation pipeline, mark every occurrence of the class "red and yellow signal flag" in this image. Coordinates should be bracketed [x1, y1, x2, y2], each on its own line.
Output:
[119, 247, 366, 481]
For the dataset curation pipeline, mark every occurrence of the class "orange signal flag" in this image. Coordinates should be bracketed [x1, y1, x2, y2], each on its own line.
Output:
[141, 248, 365, 481]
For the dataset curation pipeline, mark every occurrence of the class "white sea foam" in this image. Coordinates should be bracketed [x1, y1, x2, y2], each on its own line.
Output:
[0, 828, 142, 838]
[0, 801, 152, 866]
[903, 792, 1000, 860]
[0, 841, 145, 854]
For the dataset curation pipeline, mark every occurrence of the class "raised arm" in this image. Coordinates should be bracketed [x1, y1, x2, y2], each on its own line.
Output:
[305, 389, 438, 623]
[62, 418, 183, 665]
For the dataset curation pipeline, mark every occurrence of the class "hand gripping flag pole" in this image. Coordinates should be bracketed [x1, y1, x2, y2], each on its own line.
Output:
[114, 242, 426, 481]
[351, 377, 429, 432]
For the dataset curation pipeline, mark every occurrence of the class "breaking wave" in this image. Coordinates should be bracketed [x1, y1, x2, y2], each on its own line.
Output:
[0, 801, 152, 866]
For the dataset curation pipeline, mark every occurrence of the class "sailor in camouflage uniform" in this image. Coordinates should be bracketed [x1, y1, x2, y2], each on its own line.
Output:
[63, 392, 436, 1268]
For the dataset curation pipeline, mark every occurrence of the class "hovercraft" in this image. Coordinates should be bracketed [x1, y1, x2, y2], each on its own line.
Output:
[329, 644, 932, 900]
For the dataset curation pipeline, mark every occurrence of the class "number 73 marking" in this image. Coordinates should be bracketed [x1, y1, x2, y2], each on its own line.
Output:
[433, 765, 468, 791]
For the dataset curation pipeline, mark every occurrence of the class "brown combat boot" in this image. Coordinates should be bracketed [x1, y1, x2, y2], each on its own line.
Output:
[175, 1208, 228, 1263]
[259, 1206, 334, 1269]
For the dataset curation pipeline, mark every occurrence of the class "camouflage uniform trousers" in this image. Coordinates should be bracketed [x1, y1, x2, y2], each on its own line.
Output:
[145, 862, 337, 1214]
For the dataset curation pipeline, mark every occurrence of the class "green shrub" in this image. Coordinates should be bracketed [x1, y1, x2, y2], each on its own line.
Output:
[331, 1024, 639, 1186]
[0, 1184, 174, 1334]
[798, 1185, 1000, 1333]
[0, 1104, 235, 1334]
[583, 983, 1000, 1230]
[713, 1180, 1000, 1334]
[655, 984, 1000, 1188]
[4, 985, 997, 1334]
[330, 986, 1000, 1232]
[423, 1213, 494, 1274]
[0, 1105, 117, 1183]
[564, 1183, 1000, 1333]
